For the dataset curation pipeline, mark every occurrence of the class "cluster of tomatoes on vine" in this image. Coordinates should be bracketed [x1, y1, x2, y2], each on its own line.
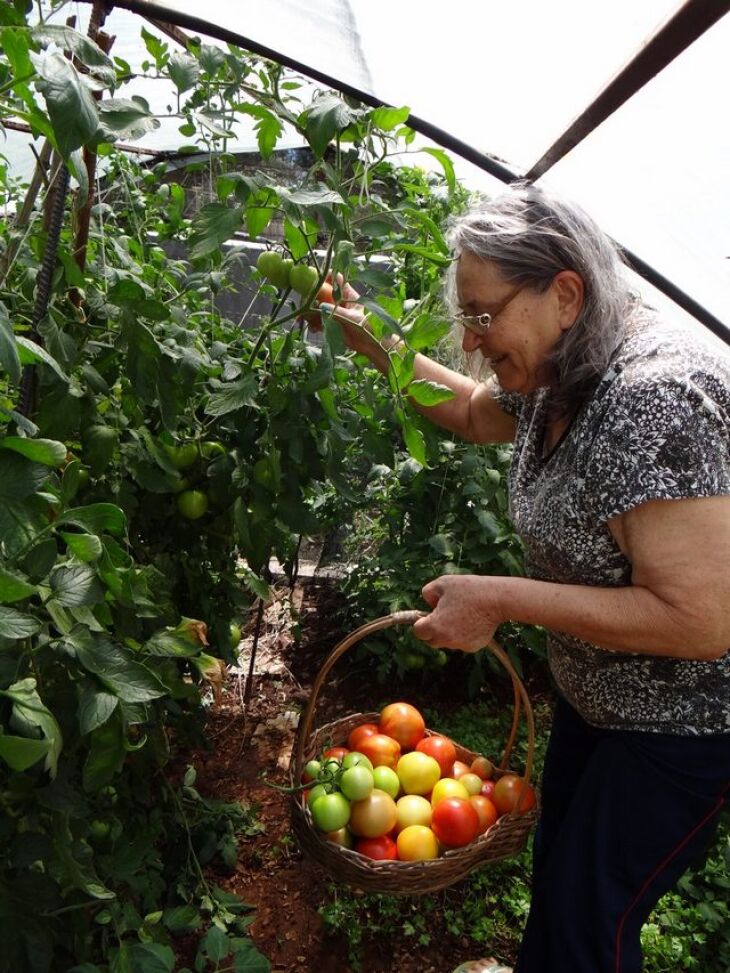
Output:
[301, 702, 536, 862]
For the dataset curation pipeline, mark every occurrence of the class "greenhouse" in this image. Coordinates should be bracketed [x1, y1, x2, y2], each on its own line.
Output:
[1, 2, 728, 972]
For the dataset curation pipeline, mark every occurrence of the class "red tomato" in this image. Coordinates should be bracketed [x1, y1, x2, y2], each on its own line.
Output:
[379, 702, 425, 751]
[348, 723, 380, 751]
[493, 775, 537, 815]
[299, 281, 334, 328]
[323, 746, 349, 761]
[451, 760, 471, 780]
[431, 797, 480, 847]
[480, 779, 496, 799]
[357, 733, 401, 770]
[355, 834, 398, 860]
[470, 795, 499, 834]
[415, 735, 457, 777]
[470, 756, 494, 780]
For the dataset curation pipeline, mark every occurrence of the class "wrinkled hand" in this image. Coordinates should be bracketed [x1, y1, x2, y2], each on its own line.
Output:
[412, 575, 504, 652]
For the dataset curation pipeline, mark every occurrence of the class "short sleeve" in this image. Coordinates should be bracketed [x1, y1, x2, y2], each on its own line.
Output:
[583, 374, 730, 524]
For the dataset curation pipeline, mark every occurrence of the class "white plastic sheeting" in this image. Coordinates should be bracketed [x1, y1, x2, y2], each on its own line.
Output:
[5, 0, 729, 333]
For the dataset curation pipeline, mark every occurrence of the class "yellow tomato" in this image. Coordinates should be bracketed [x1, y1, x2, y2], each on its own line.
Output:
[349, 789, 398, 839]
[431, 778, 469, 807]
[459, 773, 484, 796]
[396, 825, 439, 861]
[396, 795, 432, 833]
[396, 752, 441, 795]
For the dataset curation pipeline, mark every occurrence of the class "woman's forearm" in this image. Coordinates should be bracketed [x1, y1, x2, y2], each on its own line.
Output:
[493, 576, 727, 661]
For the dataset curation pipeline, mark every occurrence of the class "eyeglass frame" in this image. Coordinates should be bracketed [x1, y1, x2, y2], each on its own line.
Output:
[453, 281, 529, 336]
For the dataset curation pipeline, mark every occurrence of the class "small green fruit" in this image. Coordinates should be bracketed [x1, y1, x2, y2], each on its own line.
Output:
[177, 490, 209, 520]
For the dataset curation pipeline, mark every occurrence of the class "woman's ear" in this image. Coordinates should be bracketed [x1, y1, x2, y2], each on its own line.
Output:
[553, 270, 584, 331]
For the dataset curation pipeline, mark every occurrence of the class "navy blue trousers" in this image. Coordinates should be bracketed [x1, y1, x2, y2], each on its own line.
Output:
[515, 697, 730, 973]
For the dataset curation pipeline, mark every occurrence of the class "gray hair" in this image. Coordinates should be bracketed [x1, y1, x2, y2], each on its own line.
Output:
[444, 182, 638, 417]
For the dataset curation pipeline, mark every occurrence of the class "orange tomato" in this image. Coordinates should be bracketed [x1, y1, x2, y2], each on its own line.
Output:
[347, 722, 379, 751]
[396, 825, 439, 861]
[492, 774, 537, 815]
[469, 795, 499, 834]
[379, 702, 425, 751]
[322, 746, 349, 761]
[357, 733, 401, 770]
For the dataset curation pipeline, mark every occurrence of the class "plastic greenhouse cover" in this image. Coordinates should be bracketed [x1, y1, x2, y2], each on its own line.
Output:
[6, 1, 729, 337]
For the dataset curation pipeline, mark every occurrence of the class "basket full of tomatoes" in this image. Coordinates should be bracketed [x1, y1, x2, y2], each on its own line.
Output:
[291, 611, 539, 895]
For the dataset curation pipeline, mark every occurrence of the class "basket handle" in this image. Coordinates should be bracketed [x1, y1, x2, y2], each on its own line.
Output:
[293, 610, 536, 795]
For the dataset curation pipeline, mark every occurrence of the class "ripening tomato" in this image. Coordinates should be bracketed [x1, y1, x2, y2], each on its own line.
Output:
[326, 827, 353, 849]
[431, 797, 480, 848]
[431, 778, 469, 807]
[396, 825, 439, 861]
[395, 794, 432, 833]
[451, 760, 472, 780]
[299, 281, 335, 328]
[396, 752, 441, 796]
[323, 746, 349, 761]
[459, 773, 484, 797]
[355, 834, 398, 860]
[379, 702, 425, 751]
[357, 733, 401, 770]
[348, 723, 380, 751]
[493, 775, 537, 815]
[349, 789, 398, 839]
[415, 735, 457, 777]
[471, 756, 494, 780]
[480, 779, 496, 799]
[469, 795, 499, 834]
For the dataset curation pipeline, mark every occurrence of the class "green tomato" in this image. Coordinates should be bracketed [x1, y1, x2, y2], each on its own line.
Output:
[289, 264, 319, 296]
[88, 819, 111, 844]
[306, 784, 329, 809]
[256, 251, 292, 290]
[372, 765, 400, 799]
[303, 759, 322, 783]
[340, 766, 374, 802]
[76, 467, 91, 489]
[177, 489, 209, 520]
[201, 440, 226, 459]
[341, 752, 374, 773]
[310, 792, 351, 833]
[228, 623, 242, 648]
[164, 442, 199, 470]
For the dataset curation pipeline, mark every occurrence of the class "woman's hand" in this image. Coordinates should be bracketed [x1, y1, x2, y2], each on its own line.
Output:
[412, 575, 505, 652]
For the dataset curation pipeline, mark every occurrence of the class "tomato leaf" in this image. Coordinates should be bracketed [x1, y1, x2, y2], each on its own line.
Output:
[0, 302, 21, 385]
[0, 435, 67, 467]
[168, 51, 199, 93]
[0, 605, 42, 638]
[407, 379, 456, 407]
[30, 50, 98, 158]
[56, 503, 126, 536]
[0, 566, 36, 603]
[371, 105, 411, 131]
[189, 203, 244, 259]
[302, 94, 352, 157]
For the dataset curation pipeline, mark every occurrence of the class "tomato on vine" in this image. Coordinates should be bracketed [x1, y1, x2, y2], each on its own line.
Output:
[177, 489, 209, 520]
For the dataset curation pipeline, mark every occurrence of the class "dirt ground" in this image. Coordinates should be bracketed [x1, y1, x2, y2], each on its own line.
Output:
[177, 577, 542, 973]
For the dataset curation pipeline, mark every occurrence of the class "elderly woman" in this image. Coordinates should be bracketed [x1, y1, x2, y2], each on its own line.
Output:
[319, 183, 730, 973]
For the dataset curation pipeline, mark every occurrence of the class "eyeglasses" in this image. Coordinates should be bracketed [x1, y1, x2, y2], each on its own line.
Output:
[454, 282, 527, 336]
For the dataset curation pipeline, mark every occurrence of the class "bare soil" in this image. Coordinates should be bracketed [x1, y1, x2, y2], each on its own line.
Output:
[175, 577, 550, 973]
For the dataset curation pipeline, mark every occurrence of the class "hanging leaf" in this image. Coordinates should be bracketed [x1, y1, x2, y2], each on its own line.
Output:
[0, 451, 49, 501]
[168, 51, 199, 93]
[236, 103, 282, 159]
[406, 379, 456, 407]
[59, 532, 103, 563]
[73, 633, 167, 703]
[32, 24, 115, 87]
[197, 43, 225, 75]
[0, 436, 66, 467]
[77, 684, 118, 734]
[124, 320, 160, 403]
[302, 94, 352, 157]
[97, 96, 160, 142]
[56, 503, 126, 536]
[422, 146, 456, 195]
[0, 734, 50, 772]
[402, 419, 427, 467]
[30, 50, 98, 158]
[204, 374, 259, 417]
[371, 105, 411, 131]
[0, 566, 36, 603]
[1, 26, 33, 79]
[189, 203, 244, 259]
[1, 677, 62, 776]
[49, 561, 103, 607]
[82, 708, 126, 792]
[15, 335, 69, 382]
[0, 605, 41, 638]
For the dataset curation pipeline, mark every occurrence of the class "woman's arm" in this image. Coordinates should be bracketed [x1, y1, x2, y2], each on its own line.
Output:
[413, 495, 730, 662]
[323, 299, 516, 444]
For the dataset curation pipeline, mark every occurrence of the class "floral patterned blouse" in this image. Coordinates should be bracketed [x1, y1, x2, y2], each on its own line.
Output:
[498, 314, 730, 735]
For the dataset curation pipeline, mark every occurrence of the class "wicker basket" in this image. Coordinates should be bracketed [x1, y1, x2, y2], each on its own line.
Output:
[291, 610, 539, 895]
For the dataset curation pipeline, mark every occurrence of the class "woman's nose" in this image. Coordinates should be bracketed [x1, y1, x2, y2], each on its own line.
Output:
[461, 328, 482, 354]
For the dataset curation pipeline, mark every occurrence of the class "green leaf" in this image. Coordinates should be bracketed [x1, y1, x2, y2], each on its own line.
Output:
[111, 943, 174, 973]
[279, 186, 344, 207]
[124, 320, 160, 403]
[232, 940, 271, 973]
[371, 105, 410, 131]
[422, 146, 456, 195]
[0, 301, 21, 385]
[245, 200, 275, 239]
[0, 435, 66, 467]
[162, 905, 201, 934]
[15, 335, 69, 382]
[30, 50, 98, 158]
[0, 606, 41, 638]
[204, 374, 259, 417]
[168, 51, 199, 92]
[1, 677, 62, 776]
[74, 633, 167, 703]
[97, 96, 160, 142]
[83, 708, 126, 792]
[237, 104, 282, 159]
[0, 734, 50, 772]
[0, 451, 49, 501]
[60, 532, 103, 563]
[141, 25, 168, 66]
[78, 684, 118, 734]
[0, 566, 36, 603]
[33, 24, 115, 86]
[406, 379, 456, 407]
[1, 26, 33, 78]
[303, 94, 352, 157]
[189, 203, 244, 259]
[56, 503, 126, 536]
[402, 419, 427, 467]
[197, 42, 225, 75]
[404, 312, 451, 351]
[81, 424, 118, 475]
[50, 561, 103, 607]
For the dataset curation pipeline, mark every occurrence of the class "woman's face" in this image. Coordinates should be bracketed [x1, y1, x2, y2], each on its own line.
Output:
[455, 252, 583, 394]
